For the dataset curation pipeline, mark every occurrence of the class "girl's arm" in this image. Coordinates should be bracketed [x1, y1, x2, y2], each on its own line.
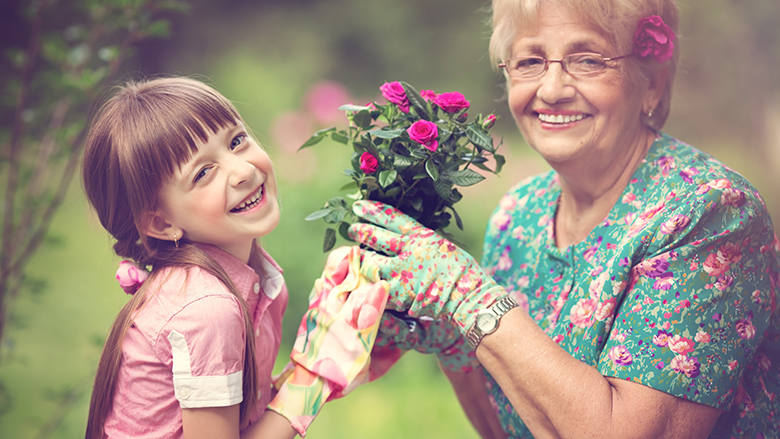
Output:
[181, 405, 297, 439]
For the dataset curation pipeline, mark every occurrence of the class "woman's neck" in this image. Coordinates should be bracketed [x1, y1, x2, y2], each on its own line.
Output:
[553, 130, 657, 248]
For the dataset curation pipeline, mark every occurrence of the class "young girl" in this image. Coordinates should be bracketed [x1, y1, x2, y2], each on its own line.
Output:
[82, 77, 384, 438]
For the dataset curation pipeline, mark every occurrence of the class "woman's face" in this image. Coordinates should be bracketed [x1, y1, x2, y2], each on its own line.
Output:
[507, 3, 653, 169]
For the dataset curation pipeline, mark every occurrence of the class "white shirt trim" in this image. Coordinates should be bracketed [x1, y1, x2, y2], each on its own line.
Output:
[167, 330, 243, 408]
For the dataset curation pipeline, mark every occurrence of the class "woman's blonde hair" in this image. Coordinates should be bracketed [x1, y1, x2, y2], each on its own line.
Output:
[83, 77, 258, 437]
[489, 0, 679, 129]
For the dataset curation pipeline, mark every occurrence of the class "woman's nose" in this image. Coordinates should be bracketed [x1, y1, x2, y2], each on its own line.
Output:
[536, 63, 576, 103]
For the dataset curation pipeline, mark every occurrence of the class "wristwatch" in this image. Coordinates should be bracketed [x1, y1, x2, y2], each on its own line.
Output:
[466, 295, 519, 350]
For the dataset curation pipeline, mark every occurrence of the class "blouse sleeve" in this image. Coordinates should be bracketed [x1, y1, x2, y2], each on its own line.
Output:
[596, 180, 778, 409]
[160, 294, 247, 408]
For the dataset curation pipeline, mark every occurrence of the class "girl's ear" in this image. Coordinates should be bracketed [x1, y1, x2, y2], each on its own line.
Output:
[141, 210, 183, 243]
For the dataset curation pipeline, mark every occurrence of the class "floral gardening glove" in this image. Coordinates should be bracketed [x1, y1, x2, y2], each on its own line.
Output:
[268, 246, 389, 436]
[375, 311, 478, 373]
[348, 200, 508, 335]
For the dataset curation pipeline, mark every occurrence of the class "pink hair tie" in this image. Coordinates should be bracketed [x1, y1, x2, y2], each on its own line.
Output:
[115, 260, 149, 295]
[633, 15, 676, 63]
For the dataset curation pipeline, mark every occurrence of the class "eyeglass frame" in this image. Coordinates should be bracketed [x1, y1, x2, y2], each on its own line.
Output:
[497, 52, 633, 80]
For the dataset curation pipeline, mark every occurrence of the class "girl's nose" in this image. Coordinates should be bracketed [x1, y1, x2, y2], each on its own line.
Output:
[536, 63, 576, 104]
[227, 157, 256, 187]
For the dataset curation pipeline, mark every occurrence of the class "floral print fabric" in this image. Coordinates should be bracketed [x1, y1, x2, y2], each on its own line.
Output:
[481, 133, 779, 438]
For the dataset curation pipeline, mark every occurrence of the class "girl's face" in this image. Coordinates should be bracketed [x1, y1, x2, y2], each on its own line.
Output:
[153, 122, 280, 261]
[506, 3, 653, 170]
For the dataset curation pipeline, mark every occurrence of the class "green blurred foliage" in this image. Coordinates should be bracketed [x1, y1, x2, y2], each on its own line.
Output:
[1, 0, 778, 437]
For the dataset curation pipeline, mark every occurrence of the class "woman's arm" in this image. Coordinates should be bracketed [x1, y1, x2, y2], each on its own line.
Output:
[442, 368, 507, 439]
[476, 309, 721, 439]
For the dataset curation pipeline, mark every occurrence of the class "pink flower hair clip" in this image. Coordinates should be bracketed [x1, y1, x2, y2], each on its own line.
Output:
[633, 15, 676, 63]
[115, 260, 150, 295]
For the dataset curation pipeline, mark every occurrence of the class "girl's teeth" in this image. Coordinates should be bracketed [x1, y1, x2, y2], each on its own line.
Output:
[538, 113, 585, 124]
[233, 187, 263, 212]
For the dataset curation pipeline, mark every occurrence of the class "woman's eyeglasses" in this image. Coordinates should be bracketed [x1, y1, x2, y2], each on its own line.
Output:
[498, 52, 632, 80]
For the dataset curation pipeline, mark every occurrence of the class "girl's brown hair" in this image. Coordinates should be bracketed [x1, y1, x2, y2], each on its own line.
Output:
[83, 77, 258, 438]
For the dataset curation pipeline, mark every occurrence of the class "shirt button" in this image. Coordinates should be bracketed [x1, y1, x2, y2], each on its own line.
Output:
[180, 387, 191, 399]
[253, 282, 260, 294]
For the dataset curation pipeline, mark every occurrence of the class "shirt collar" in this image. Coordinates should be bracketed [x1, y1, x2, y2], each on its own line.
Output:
[196, 242, 283, 300]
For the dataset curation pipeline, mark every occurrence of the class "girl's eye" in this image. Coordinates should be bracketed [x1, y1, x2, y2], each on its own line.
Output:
[193, 165, 212, 183]
[230, 134, 246, 151]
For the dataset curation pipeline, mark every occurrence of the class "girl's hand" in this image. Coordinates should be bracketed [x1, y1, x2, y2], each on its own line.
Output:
[268, 246, 389, 436]
[348, 200, 507, 335]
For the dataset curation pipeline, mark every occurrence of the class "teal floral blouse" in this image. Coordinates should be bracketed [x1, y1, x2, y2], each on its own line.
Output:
[480, 133, 779, 438]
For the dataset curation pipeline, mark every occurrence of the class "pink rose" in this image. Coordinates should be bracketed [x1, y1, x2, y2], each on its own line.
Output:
[736, 318, 756, 340]
[569, 298, 597, 328]
[670, 354, 700, 378]
[433, 91, 470, 114]
[659, 214, 690, 234]
[702, 253, 730, 277]
[420, 89, 437, 102]
[667, 335, 695, 355]
[115, 260, 149, 295]
[359, 152, 379, 174]
[379, 81, 410, 113]
[482, 114, 497, 129]
[653, 330, 671, 347]
[609, 345, 633, 366]
[717, 242, 743, 264]
[633, 15, 676, 62]
[406, 120, 439, 151]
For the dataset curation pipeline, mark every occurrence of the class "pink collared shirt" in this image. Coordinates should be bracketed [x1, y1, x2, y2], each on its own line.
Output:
[104, 243, 288, 438]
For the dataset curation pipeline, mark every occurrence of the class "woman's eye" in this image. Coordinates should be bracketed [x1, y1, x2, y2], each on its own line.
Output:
[514, 57, 544, 69]
[230, 134, 246, 150]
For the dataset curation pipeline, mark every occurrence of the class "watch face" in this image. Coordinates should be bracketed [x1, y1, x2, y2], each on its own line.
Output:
[476, 312, 498, 333]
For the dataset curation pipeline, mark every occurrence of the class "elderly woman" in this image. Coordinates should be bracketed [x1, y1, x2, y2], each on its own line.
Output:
[349, 0, 780, 438]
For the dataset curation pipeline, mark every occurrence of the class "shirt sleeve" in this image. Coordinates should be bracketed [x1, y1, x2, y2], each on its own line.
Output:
[162, 294, 247, 409]
[596, 180, 778, 409]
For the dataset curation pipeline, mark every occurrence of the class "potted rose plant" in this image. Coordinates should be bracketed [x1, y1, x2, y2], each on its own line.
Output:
[302, 81, 504, 251]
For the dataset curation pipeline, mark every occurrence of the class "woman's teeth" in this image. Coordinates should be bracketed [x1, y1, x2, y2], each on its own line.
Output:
[538, 113, 585, 124]
[232, 187, 263, 212]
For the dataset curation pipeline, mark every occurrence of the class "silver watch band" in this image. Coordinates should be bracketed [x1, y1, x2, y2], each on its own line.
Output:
[466, 295, 519, 349]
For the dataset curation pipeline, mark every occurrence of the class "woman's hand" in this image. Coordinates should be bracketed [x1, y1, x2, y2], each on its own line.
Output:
[348, 200, 507, 334]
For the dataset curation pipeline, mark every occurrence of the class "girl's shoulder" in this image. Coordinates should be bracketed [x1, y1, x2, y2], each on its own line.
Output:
[132, 265, 242, 345]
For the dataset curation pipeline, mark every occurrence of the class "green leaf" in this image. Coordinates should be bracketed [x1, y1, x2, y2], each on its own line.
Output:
[451, 207, 464, 230]
[434, 178, 457, 203]
[353, 110, 372, 129]
[400, 81, 431, 120]
[331, 132, 349, 144]
[378, 169, 397, 188]
[339, 181, 359, 191]
[465, 125, 494, 152]
[305, 208, 332, 221]
[338, 221, 354, 241]
[449, 169, 486, 186]
[368, 128, 404, 139]
[392, 154, 414, 167]
[339, 104, 372, 112]
[299, 127, 336, 150]
[425, 160, 440, 181]
[494, 154, 506, 174]
[323, 228, 337, 252]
